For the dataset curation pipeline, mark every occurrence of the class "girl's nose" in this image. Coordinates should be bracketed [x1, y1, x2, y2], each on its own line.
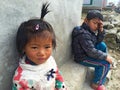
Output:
[37, 49, 45, 56]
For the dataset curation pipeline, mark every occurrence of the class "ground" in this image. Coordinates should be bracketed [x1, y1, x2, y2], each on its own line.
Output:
[106, 50, 120, 90]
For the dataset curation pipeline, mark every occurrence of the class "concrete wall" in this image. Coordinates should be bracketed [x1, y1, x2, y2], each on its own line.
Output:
[92, 0, 103, 7]
[83, 0, 106, 9]
[0, 0, 83, 89]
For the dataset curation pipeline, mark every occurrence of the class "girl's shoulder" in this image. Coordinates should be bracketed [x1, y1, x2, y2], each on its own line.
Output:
[47, 56, 57, 66]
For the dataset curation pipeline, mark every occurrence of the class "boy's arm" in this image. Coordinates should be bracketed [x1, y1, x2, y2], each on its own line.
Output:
[55, 67, 67, 90]
[97, 29, 105, 43]
[79, 32, 107, 60]
[97, 20, 105, 43]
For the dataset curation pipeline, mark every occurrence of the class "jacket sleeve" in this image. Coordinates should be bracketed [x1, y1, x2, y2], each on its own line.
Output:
[12, 66, 31, 90]
[55, 67, 67, 90]
[97, 29, 106, 43]
[12, 79, 31, 90]
[78, 32, 107, 60]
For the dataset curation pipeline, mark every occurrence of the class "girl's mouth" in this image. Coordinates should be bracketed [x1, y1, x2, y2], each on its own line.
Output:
[38, 58, 45, 61]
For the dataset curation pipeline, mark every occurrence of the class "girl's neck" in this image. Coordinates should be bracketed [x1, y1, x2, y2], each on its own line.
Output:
[25, 56, 37, 65]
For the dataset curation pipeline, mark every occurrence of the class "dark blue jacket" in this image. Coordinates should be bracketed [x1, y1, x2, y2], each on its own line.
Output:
[73, 22, 107, 62]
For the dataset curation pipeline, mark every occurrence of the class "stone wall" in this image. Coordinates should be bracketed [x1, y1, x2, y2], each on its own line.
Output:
[0, 0, 83, 89]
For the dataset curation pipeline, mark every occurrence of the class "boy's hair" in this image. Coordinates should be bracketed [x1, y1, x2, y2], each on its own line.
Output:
[16, 3, 56, 57]
[86, 10, 103, 21]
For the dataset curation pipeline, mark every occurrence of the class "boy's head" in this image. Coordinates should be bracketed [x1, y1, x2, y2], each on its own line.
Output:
[84, 10, 103, 31]
[86, 10, 103, 21]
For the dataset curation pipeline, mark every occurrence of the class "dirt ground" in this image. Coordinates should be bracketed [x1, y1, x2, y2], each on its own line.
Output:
[106, 50, 120, 90]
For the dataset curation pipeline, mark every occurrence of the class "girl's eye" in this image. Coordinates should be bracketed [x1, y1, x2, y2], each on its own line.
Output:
[31, 47, 38, 49]
[45, 46, 51, 49]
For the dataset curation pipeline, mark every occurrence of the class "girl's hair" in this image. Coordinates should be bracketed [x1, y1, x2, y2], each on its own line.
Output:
[16, 3, 56, 57]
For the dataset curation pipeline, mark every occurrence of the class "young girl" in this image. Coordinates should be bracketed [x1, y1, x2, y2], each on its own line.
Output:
[72, 10, 113, 90]
[12, 3, 67, 90]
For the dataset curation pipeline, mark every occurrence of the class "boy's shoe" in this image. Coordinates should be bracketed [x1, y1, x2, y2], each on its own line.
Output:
[91, 83, 106, 90]
[97, 85, 106, 90]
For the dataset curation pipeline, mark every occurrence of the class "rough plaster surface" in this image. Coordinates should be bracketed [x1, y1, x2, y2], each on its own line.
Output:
[0, 0, 83, 89]
[60, 60, 87, 90]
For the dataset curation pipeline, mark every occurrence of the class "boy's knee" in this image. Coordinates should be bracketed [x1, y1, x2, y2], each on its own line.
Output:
[96, 42, 107, 52]
[100, 42, 107, 48]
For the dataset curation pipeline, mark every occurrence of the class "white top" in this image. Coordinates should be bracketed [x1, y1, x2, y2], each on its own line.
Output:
[13, 56, 58, 90]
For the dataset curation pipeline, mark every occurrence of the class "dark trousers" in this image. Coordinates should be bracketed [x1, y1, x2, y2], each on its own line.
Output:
[80, 42, 110, 85]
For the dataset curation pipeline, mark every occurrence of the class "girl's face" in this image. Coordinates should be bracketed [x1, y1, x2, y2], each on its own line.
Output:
[24, 36, 52, 65]
[86, 18, 100, 31]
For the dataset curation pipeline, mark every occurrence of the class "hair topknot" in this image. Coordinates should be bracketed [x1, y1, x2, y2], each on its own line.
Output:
[40, 2, 50, 20]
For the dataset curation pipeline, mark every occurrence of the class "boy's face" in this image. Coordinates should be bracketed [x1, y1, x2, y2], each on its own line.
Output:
[24, 36, 52, 65]
[86, 18, 102, 31]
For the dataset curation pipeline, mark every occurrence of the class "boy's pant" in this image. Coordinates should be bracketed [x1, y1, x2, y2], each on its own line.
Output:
[80, 42, 110, 85]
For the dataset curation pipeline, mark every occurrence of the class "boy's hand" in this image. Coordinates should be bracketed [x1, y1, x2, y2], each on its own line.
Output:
[106, 56, 113, 64]
[98, 20, 103, 32]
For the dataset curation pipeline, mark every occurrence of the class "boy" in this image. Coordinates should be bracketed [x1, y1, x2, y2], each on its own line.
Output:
[72, 10, 112, 90]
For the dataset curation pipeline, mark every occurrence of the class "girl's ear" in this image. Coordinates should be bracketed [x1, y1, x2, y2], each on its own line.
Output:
[22, 49, 25, 54]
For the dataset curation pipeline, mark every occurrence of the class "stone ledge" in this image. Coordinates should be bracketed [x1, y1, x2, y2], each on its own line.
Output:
[59, 59, 87, 90]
